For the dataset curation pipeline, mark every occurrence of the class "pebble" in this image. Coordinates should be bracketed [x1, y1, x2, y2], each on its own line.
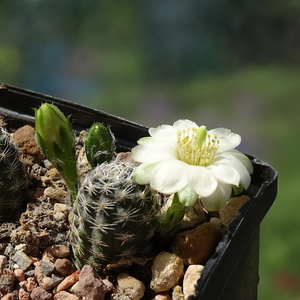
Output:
[170, 222, 220, 265]
[150, 252, 184, 293]
[54, 258, 76, 276]
[50, 245, 70, 258]
[11, 251, 32, 270]
[1, 293, 12, 300]
[44, 187, 69, 204]
[55, 270, 81, 293]
[0, 255, 7, 269]
[151, 292, 171, 300]
[13, 125, 44, 165]
[14, 244, 27, 252]
[102, 278, 114, 292]
[220, 195, 251, 230]
[182, 265, 204, 300]
[111, 293, 132, 300]
[34, 261, 45, 286]
[54, 291, 79, 300]
[3, 244, 14, 257]
[43, 274, 64, 290]
[31, 286, 54, 300]
[117, 273, 145, 300]
[0, 269, 15, 297]
[40, 260, 55, 276]
[24, 269, 36, 278]
[179, 199, 206, 230]
[18, 287, 30, 300]
[14, 268, 26, 281]
[26, 278, 38, 292]
[172, 285, 184, 300]
[53, 203, 69, 214]
[42, 247, 56, 263]
[76, 265, 108, 300]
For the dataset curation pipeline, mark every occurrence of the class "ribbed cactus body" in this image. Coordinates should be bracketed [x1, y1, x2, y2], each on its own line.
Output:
[0, 129, 29, 222]
[70, 160, 159, 274]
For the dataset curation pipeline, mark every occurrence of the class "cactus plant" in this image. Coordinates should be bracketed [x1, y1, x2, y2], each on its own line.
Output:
[69, 160, 160, 274]
[0, 128, 30, 222]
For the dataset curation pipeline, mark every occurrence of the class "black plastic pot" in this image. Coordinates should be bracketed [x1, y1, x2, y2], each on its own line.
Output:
[0, 83, 278, 300]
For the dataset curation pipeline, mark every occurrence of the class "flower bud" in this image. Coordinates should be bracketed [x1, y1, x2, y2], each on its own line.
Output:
[34, 103, 78, 201]
[85, 122, 115, 168]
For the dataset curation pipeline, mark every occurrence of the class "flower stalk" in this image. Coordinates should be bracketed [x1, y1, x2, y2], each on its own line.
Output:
[160, 192, 187, 235]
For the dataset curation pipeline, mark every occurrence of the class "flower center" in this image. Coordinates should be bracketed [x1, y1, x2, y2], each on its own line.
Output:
[177, 126, 219, 166]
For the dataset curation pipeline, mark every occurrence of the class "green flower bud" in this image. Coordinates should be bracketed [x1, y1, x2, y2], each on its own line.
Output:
[85, 122, 115, 168]
[34, 103, 78, 202]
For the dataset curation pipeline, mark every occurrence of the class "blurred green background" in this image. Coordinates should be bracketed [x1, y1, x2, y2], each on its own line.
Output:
[1, 1, 300, 299]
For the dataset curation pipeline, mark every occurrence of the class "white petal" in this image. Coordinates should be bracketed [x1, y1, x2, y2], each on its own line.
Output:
[149, 124, 177, 143]
[137, 136, 153, 145]
[208, 128, 241, 151]
[208, 163, 240, 186]
[215, 153, 252, 188]
[187, 165, 218, 197]
[172, 119, 199, 131]
[224, 150, 253, 173]
[201, 182, 232, 211]
[133, 162, 158, 184]
[131, 140, 177, 163]
[150, 160, 189, 194]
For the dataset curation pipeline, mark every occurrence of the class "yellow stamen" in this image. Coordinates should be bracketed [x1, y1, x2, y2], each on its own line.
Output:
[177, 127, 219, 166]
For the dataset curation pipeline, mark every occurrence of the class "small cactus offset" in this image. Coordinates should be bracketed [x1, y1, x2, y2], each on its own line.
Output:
[0, 128, 30, 222]
[85, 122, 115, 168]
[69, 160, 160, 274]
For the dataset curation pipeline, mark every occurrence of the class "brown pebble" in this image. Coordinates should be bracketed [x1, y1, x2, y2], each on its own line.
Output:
[170, 222, 220, 265]
[152, 292, 171, 300]
[54, 258, 77, 276]
[50, 245, 70, 258]
[42, 247, 56, 263]
[76, 265, 108, 300]
[29, 256, 40, 264]
[54, 291, 80, 300]
[1, 293, 12, 300]
[26, 279, 38, 292]
[14, 268, 26, 281]
[219, 195, 251, 230]
[55, 270, 81, 293]
[19, 288, 30, 300]
[30, 286, 54, 300]
[13, 125, 44, 165]
[2, 268, 14, 276]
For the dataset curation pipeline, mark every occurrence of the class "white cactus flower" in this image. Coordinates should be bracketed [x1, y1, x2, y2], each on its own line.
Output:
[132, 119, 253, 211]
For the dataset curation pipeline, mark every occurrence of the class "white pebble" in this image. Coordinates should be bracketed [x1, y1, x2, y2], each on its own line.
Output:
[150, 252, 184, 293]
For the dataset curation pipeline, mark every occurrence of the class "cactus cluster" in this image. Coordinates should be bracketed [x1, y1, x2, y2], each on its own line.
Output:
[0, 128, 30, 222]
[69, 160, 160, 274]
[34, 104, 162, 274]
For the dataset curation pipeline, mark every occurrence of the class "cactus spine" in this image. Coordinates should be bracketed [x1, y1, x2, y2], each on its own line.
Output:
[0, 128, 30, 222]
[69, 160, 159, 274]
